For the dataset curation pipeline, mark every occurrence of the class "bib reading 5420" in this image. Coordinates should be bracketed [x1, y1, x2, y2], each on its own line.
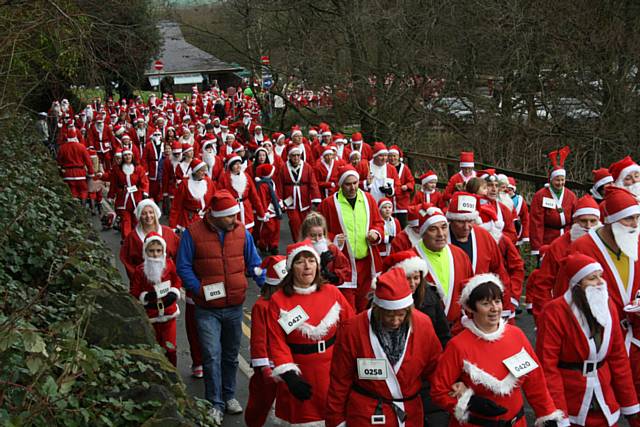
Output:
[278, 305, 309, 334]
[203, 282, 226, 301]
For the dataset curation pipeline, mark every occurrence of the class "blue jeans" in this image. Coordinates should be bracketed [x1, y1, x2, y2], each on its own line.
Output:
[195, 304, 243, 410]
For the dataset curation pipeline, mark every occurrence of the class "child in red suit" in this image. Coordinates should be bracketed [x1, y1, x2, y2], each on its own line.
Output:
[130, 233, 182, 366]
[254, 163, 283, 255]
[244, 256, 287, 427]
[378, 197, 401, 259]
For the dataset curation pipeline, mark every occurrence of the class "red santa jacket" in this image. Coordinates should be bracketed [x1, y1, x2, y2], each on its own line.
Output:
[56, 141, 94, 181]
[142, 142, 164, 181]
[128, 126, 148, 151]
[314, 158, 339, 199]
[481, 198, 518, 246]
[268, 285, 355, 425]
[218, 171, 266, 229]
[530, 185, 577, 254]
[380, 216, 401, 257]
[536, 295, 639, 425]
[250, 296, 273, 368]
[412, 189, 444, 209]
[498, 235, 525, 312]
[392, 162, 415, 213]
[529, 232, 572, 312]
[277, 161, 322, 212]
[107, 164, 149, 211]
[444, 170, 476, 203]
[86, 124, 114, 153]
[326, 309, 442, 427]
[119, 225, 180, 281]
[390, 228, 422, 254]
[318, 190, 386, 289]
[254, 175, 282, 221]
[169, 176, 216, 229]
[324, 243, 353, 289]
[431, 319, 563, 427]
[344, 143, 372, 161]
[161, 157, 180, 197]
[413, 243, 473, 326]
[130, 258, 182, 323]
[512, 194, 530, 244]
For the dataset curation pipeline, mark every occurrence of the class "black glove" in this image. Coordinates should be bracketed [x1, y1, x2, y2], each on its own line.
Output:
[514, 219, 522, 235]
[143, 290, 157, 304]
[281, 370, 312, 401]
[322, 268, 340, 284]
[320, 251, 334, 268]
[162, 292, 178, 306]
[468, 395, 508, 417]
[542, 421, 558, 427]
[388, 235, 394, 243]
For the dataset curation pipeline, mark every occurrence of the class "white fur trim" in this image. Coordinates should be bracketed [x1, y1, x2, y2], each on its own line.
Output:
[272, 416, 325, 427]
[454, 387, 474, 423]
[459, 273, 503, 308]
[418, 215, 448, 235]
[272, 363, 301, 378]
[191, 161, 207, 174]
[286, 245, 320, 270]
[621, 404, 640, 415]
[550, 168, 566, 179]
[291, 130, 303, 137]
[573, 207, 600, 219]
[421, 174, 437, 185]
[460, 162, 474, 168]
[149, 305, 181, 323]
[463, 359, 519, 396]
[569, 262, 602, 287]
[211, 204, 240, 217]
[594, 175, 614, 189]
[143, 235, 167, 254]
[168, 287, 181, 299]
[534, 409, 565, 426]
[338, 170, 359, 187]
[139, 291, 149, 305]
[295, 301, 341, 340]
[373, 293, 414, 310]
[461, 316, 506, 341]
[135, 199, 162, 221]
[446, 211, 479, 221]
[251, 357, 270, 367]
[292, 284, 317, 295]
[254, 267, 263, 276]
[615, 164, 640, 186]
[605, 204, 640, 224]
[393, 257, 428, 276]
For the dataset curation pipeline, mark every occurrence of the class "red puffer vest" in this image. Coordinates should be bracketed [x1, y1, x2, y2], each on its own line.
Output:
[188, 219, 248, 308]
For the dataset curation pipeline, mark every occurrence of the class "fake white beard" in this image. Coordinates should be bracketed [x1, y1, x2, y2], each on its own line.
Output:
[570, 222, 589, 242]
[313, 238, 329, 254]
[370, 162, 386, 180]
[202, 151, 216, 168]
[122, 163, 135, 175]
[480, 221, 503, 243]
[627, 182, 640, 201]
[188, 177, 207, 201]
[143, 256, 166, 284]
[231, 171, 247, 196]
[612, 222, 640, 261]
[585, 283, 610, 327]
[498, 192, 514, 210]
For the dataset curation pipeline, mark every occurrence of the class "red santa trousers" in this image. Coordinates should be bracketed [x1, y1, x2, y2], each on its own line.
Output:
[256, 219, 280, 251]
[153, 318, 177, 366]
[117, 209, 136, 239]
[355, 256, 374, 313]
[149, 179, 162, 202]
[244, 368, 277, 427]
[66, 179, 88, 199]
[185, 302, 202, 367]
[287, 209, 311, 243]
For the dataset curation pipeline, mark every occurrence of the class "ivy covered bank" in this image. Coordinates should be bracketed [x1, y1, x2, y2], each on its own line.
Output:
[0, 120, 212, 425]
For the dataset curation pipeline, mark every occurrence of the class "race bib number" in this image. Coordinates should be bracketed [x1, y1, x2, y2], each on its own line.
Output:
[357, 358, 388, 380]
[273, 259, 288, 279]
[127, 185, 138, 193]
[203, 282, 226, 301]
[542, 197, 556, 209]
[154, 280, 171, 299]
[284, 196, 294, 208]
[502, 348, 538, 378]
[457, 195, 477, 212]
[278, 305, 309, 334]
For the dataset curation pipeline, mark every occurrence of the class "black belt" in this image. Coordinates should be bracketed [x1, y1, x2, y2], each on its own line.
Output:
[558, 360, 603, 375]
[546, 224, 565, 230]
[467, 406, 524, 427]
[288, 335, 336, 354]
[352, 383, 422, 423]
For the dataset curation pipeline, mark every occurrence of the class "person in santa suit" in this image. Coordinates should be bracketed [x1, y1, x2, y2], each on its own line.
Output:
[277, 146, 322, 242]
[173, 143, 195, 194]
[363, 143, 401, 203]
[161, 141, 182, 214]
[200, 140, 224, 181]
[569, 187, 640, 416]
[248, 124, 266, 152]
[379, 198, 401, 259]
[536, 254, 640, 427]
[106, 149, 149, 240]
[609, 156, 640, 201]
[318, 165, 386, 312]
[444, 151, 477, 204]
[431, 273, 566, 427]
[300, 211, 354, 306]
[56, 128, 95, 206]
[142, 129, 165, 202]
[412, 170, 444, 208]
[129, 117, 148, 153]
[390, 205, 424, 254]
[218, 153, 266, 232]
[267, 240, 355, 426]
[349, 149, 370, 189]
[387, 145, 414, 228]
[218, 127, 235, 156]
[272, 132, 287, 159]
[506, 177, 530, 245]
[245, 255, 286, 427]
[286, 125, 315, 164]
[590, 168, 614, 203]
[478, 169, 519, 245]
[332, 133, 348, 163]
[412, 204, 473, 331]
[250, 146, 270, 179]
[530, 146, 578, 258]
[314, 143, 340, 199]
[87, 113, 114, 170]
[527, 195, 602, 320]
[446, 192, 513, 319]
[117, 134, 142, 164]
[260, 139, 286, 171]
[326, 267, 442, 427]
[57, 118, 85, 147]
[119, 199, 179, 282]
[130, 233, 182, 366]
[169, 159, 217, 231]
[344, 132, 372, 161]
[254, 163, 283, 255]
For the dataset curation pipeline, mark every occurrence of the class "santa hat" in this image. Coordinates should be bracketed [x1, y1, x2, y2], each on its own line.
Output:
[254, 146, 268, 158]
[477, 204, 498, 223]
[478, 169, 498, 181]
[308, 126, 318, 136]
[420, 171, 438, 185]
[507, 177, 517, 191]
[122, 148, 133, 156]
[135, 199, 162, 221]
[255, 255, 288, 286]
[261, 139, 273, 147]
[183, 115, 191, 122]
[459, 151, 474, 168]
[143, 232, 166, 257]
[372, 142, 388, 158]
[591, 168, 614, 193]
[460, 273, 503, 309]
[446, 192, 479, 221]
[609, 156, 640, 187]
[378, 198, 393, 210]
[333, 133, 346, 144]
[383, 251, 428, 277]
[171, 141, 182, 154]
[232, 141, 245, 153]
[388, 145, 402, 159]
[121, 134, 131, 141]
[113, 148, 123, 157]
[255, 164, 276, 180]
[348, 150, 362, 160]
[319, 122, 331, 137]
[372, 268, 414, 310]
[573, 195, 600, 219]
[114, 125, 126, 136]
[220, 119, 229, 129]
[561, 254, 603, 288]
[191, 158, 207, 175]
[286, 240, 320, 270]
[338, 165, 360, 187]
[407, 205, 420, 227]
[496, 174, 508, 185]
[601, 186, 640, 224]
[182, 143, 194, 154]
[418, 205, 448, 235]
[291, 125, 303, 137]
[209, 190, 240, 217]
[272, 132, 285, 143]
[322, 144, 336, 158]
[225, 153, 242, 169]
[287, 145, 302, 157]
[202, 139, 217, 153]
[548, 146, 570, 180]
[351, 132, 364, 143]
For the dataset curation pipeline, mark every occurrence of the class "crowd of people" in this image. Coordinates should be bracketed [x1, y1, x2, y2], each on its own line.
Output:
[48, 85, 640, 427]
